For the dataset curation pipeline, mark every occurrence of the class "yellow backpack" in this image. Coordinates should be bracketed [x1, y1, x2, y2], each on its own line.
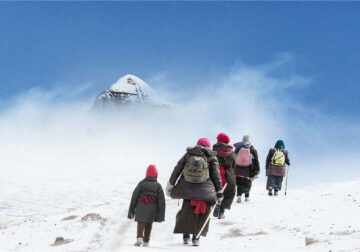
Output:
[271, 149, 285, 167]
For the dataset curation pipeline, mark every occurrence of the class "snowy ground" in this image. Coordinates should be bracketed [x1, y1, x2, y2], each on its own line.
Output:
[2, 64, 360, 251]
[1, 167, 360, 252]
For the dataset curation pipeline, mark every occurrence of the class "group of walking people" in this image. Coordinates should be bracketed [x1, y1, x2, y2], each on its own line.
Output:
[128, 133, 291, 247]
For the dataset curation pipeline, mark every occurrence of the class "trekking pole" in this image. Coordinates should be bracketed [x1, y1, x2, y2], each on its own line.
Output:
[196, 183, 227, 239]
[284, 165, 290, 195]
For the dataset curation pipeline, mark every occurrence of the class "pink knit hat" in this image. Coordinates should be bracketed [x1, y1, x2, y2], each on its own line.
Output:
[146, 164, 158, 178]
[216, 133, 230, 144]
[197, 138, 211, 148]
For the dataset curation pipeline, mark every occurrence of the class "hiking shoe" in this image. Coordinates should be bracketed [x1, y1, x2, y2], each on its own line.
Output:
[192, 238, 200, 246]
[213, 206, 220, 218]
[218, 213, 225, 219]
[134, 238, 143, 246]
[143, 242, 149, 247]
[274, 190, 278, 196]
[236, 196, 242, 203]
[245, 197, 250, 202]
[183, 238, 190, 245]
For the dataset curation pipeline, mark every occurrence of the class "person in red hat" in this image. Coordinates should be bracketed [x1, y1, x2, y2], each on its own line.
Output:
[128, 164, 166, 247]
[212, 133, 236, 219]
[166, 138, 223, 246]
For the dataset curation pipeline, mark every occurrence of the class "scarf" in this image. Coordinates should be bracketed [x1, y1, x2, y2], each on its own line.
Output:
[190, 200, 207, 214]
[140, 196, 156, 203]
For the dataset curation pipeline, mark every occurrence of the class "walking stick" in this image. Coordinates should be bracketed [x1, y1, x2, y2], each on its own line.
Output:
[196, 183, 227, 239]
[284, 165, 290, 195]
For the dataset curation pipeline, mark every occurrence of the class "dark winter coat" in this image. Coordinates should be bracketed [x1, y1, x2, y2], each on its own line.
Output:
[169, 146, 222, 205]
[173, 200, 211, 237]
[236, 177, 252, 194]
[128, 177, 166, 223]
[265, 148, 290, 177]
[233, 142, 260, 178]
[213, 144, 236, 209]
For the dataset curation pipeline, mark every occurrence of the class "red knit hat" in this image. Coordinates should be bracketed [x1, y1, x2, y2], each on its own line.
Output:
[146, 164, 158, 178]
[197, 138, 211, 148]
[217, 133, 230, 144]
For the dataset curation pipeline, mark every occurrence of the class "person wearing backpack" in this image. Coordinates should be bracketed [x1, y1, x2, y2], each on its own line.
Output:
[165, 138, 223, 246]
[265, 140, 290, 196]
[212, 133, 236, 219]
[233, 135, 260, 203]
[128, 164, 166, 247]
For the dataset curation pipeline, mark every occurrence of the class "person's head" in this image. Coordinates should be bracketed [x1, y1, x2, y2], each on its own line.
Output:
[146, 164, 158, 178]
[275, 140, 285, 149]
[197, 138, 211, 148]
[216, 133, 230, 144]
[242, 135, 251, 146]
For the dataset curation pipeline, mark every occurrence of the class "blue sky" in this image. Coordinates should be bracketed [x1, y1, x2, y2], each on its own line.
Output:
[0, 2, 359, 117]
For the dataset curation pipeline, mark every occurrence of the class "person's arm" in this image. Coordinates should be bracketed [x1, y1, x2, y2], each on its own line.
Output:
[209, 155, 222, 193]
[128, 182, 141, 219]
[231, 153, 236, 169]
[284, 150, 290, 166]
[265, 149, 272, 170]
[251, 148, 260, 175]
[169, 154, 187, 185]
[155, 185, 166, 222]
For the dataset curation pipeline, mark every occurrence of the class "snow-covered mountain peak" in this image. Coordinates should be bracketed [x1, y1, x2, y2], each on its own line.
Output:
[92, 74, 168, 110]
[109, 74, 153, 96]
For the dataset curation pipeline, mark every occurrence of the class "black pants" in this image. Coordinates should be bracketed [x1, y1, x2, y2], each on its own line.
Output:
[237, 191, 250, 197]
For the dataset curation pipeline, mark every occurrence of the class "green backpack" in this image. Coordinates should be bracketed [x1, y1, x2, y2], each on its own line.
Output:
[271, 148, 285, 167]
[183, 155, 209, 183]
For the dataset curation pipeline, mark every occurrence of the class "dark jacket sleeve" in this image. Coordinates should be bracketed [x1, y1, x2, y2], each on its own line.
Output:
[208, 155, 222, 192]
[229, 153, 236, 170]
[128, 182, 142, 219]
[224, 153, 236, 187]
[155, 184, 166, 222]
[251, 147, 260, 175]
[169, 154, 187, 185]
[284, 150, 290, 166]
[265, 149, 273, 170]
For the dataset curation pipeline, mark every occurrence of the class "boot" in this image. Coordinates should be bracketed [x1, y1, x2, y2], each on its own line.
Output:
[192, 236, 200, 246]
[236, 196, 242, 203]
[143, 242, 149, 247]
[213, 205, 220, 218]
[274, 190, 278, 196]
[245, 197, 250, 202]
[183, 234, 190, 245]
[134, 238, 143, 246]
[268, 187, 273, 196]
[218, 206, 225, 219]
